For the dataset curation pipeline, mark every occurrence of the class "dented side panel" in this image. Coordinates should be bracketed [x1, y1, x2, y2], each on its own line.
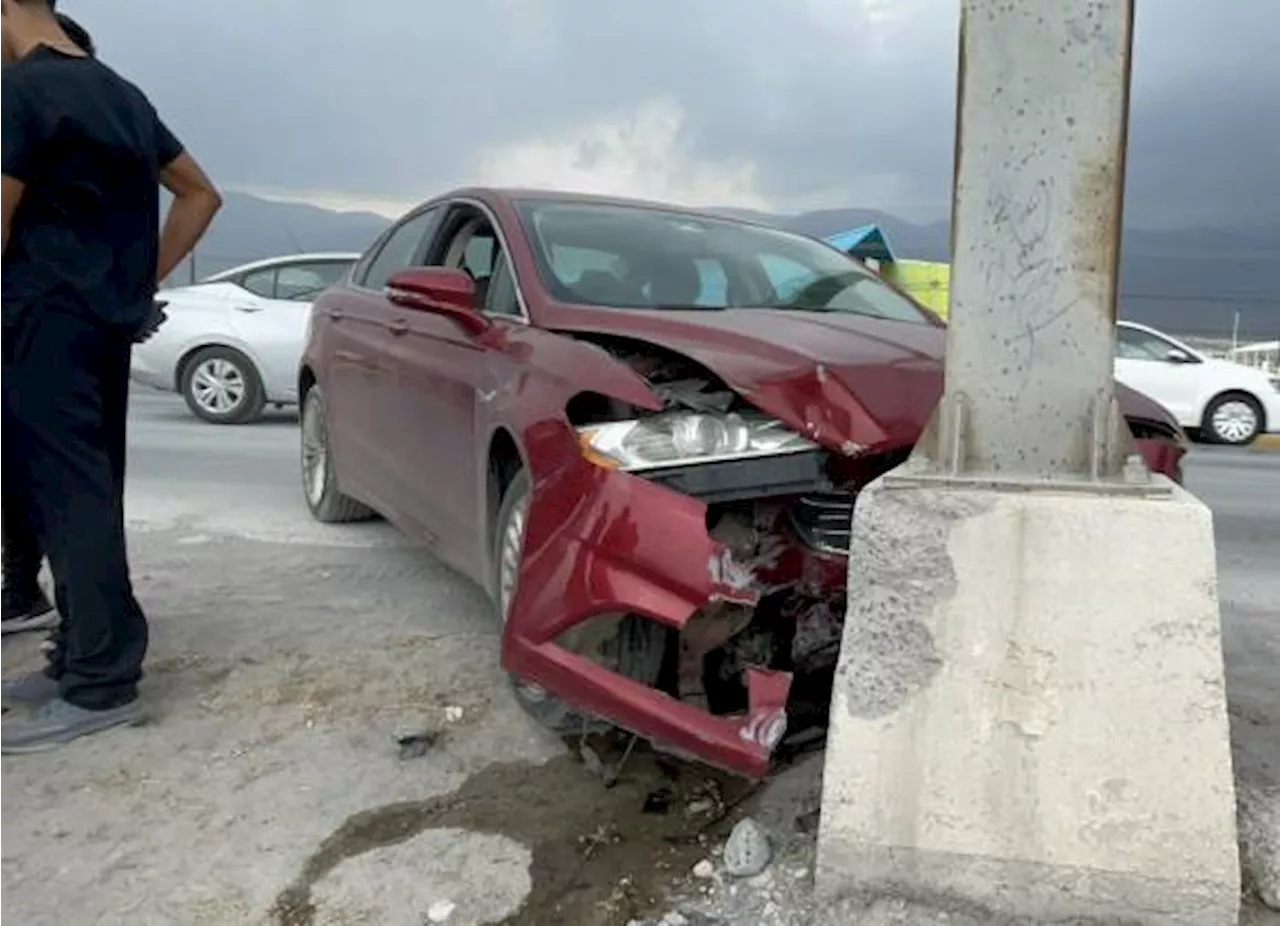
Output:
[503, 455, 758, 646]
[500, 451, 801, 775]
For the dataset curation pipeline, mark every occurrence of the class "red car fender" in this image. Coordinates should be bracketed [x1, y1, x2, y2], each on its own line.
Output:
[485, 325, 663, 473]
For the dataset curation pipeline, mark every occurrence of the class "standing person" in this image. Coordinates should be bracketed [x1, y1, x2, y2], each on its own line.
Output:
[0, 9, 94, 639]
[0, 10, 162, 646]
[1, 0, 222, 751]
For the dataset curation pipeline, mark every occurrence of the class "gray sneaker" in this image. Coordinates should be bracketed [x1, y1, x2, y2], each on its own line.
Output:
[1, 671, 60, 708]
[0, 594, 59, 635]
[1, 698, 144, 754]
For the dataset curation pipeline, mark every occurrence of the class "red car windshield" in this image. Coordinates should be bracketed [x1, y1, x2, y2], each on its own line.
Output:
[515, 199, 930, 324]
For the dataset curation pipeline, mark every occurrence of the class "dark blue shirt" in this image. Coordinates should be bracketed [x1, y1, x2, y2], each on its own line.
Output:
[2, 46, 184, 336]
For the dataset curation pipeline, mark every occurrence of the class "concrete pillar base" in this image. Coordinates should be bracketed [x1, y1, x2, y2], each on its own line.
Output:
[815, 468, 1240, 925]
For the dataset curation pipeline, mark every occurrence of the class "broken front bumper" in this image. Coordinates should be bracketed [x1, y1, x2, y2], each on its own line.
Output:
[500, 453, 840, 776]
[500, 428, 1184, 778]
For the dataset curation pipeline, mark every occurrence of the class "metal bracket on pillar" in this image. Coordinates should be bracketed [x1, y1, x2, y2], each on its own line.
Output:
[937, 390, 969, 478]
[902, 377, 1170, 496]
[1089, 389, 1140, 484]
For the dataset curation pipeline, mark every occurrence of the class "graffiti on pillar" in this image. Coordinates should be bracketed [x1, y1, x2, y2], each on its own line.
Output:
[978, 174, 1085, 395]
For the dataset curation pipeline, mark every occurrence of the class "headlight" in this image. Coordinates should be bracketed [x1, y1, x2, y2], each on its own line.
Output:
[1269, 377, 1280, 394]
[578, 412, 817, 471]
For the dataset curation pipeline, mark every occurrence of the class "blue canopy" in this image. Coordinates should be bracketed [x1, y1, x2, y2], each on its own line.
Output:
[823, 223, 896, 262]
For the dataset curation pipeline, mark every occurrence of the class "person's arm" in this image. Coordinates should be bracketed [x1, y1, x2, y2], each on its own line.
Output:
[154, 117, 221, 284]
[2, 78, 41, 256]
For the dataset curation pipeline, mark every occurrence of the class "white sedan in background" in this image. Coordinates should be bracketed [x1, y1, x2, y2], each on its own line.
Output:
[1115, 320, 1280, 445]
[132, 252, 359, 424]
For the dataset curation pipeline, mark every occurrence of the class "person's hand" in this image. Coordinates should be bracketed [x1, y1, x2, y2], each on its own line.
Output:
[133, 300, 169, 343]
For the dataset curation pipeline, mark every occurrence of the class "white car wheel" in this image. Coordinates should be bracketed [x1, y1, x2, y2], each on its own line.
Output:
[180, 346, 266, 425]
[1204, 393, 1263, 445]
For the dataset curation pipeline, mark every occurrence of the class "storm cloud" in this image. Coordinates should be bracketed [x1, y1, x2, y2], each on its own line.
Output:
[76, 0, 1279, 227]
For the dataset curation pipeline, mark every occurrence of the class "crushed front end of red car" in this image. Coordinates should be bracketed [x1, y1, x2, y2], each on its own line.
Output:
[499, 335, 1188, 778]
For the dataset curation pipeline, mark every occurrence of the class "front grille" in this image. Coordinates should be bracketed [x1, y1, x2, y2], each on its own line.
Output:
[789, 492, 855, 554]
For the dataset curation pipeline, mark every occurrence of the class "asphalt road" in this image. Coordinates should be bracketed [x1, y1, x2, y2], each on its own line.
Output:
[124, 388, 1280, 576]
[125, 391, 402, 547]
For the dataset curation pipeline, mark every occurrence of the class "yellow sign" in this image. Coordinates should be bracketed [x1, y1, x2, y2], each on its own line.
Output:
[883, 259, 951, 318]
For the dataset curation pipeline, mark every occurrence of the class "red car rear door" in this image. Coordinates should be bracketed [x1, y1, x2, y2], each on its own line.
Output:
[326, 207, 444, 517]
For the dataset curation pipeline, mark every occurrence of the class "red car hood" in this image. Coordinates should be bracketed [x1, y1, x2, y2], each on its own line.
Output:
[552, 306, 1181, 453]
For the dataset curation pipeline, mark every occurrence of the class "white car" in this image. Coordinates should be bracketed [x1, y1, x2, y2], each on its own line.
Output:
[1115, 320, 1280, 445]
[132, 252, 359, 424]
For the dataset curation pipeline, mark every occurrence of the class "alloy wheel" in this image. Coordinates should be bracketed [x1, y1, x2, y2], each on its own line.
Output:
[190, 358, 245, 415]
[1211, 399, 1258, 443]
[498, 491, 551, 700]
[301, 395, 328, 508]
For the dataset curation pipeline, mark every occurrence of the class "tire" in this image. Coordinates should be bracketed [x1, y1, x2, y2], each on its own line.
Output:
[300, 386, 374, 523]
[1201, 392, 1264, 446]
[180, 345, 267, 425]
[491, 469, 669, 734]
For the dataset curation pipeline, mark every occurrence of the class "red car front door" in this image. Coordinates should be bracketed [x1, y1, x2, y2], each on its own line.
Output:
[383, 216, 525, 579]
[385, 298, 488, 574]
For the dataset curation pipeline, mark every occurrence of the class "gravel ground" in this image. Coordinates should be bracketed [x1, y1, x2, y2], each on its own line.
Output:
[1, 530, 779, 926]
[3, 531, 547, 925]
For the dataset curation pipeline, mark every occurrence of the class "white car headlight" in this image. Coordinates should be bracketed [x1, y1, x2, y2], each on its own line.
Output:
[1269, 377, 1280, 394]
[578, 412, 817, 471]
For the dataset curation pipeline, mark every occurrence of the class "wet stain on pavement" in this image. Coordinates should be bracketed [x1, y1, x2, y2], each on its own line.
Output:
[269, 739, 757, 926]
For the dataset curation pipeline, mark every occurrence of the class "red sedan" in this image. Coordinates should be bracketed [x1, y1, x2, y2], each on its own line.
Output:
[298, 188, 1188, 777]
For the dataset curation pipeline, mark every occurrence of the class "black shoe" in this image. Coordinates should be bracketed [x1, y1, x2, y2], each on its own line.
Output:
[1, 588, 58, 635]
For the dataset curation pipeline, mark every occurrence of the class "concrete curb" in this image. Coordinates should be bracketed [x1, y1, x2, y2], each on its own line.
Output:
[1251, 434, 1280, 451]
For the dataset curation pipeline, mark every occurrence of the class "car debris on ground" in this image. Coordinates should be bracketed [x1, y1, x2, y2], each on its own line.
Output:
[426, 898, 458, 922]
[394, 729, 439, 760]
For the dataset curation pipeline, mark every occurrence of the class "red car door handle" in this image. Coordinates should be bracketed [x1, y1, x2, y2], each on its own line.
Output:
[388, 319, 408, 336]
[326, 308, 345, 321]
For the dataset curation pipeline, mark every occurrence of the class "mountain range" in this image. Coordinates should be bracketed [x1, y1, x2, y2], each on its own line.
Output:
[182, 193, 1278, 342]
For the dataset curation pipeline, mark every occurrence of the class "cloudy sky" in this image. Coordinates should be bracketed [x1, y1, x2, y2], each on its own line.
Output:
[75, 0, 1278, 228]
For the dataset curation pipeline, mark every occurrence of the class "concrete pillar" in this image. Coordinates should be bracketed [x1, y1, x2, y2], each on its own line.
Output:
[814, 1, 1241, 923]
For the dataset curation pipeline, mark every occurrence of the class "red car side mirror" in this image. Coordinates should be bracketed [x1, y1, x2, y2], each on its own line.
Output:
[385, 267, 492, 337]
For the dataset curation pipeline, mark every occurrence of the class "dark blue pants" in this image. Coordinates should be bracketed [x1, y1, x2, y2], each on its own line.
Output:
[1, 486, 45, 602]
[3, 310, 147, 710]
